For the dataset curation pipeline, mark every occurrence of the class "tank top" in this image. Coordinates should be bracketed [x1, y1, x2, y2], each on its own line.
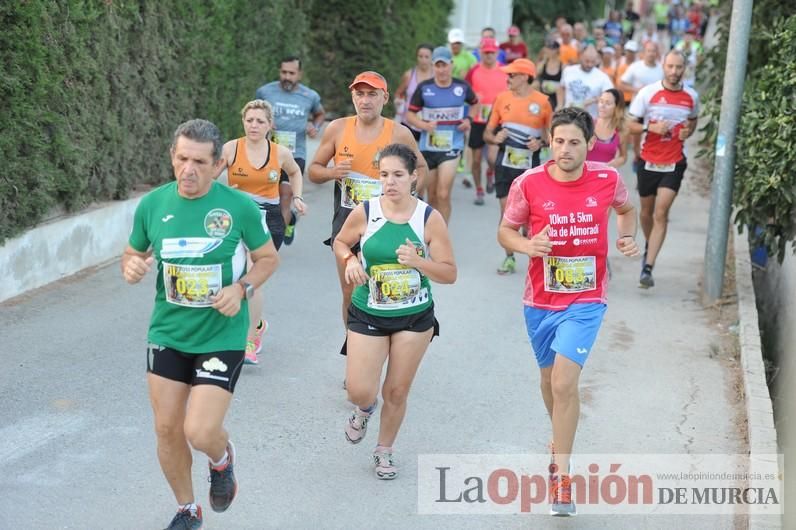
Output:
[227, 138, 282, 205]
[351, 198, 433, 317]
[333, 117, 395, 210]
[587, 130, 620, 163]
[538, 61, 562, 109]
[400, 68, 420, 130]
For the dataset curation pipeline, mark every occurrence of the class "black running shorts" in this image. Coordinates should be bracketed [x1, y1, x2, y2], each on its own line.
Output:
[347, 303, 439, 338]
[147, 345, 244, 393]
[636, 158, 687, 197]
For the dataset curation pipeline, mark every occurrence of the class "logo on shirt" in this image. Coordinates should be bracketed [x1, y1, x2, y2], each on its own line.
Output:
[453, 86, 464, 97]
[576, 347, 589, 355]
[529, 103, 541, 115]
[161, 238, 223, 258]
[204, 209, 233, 238]
[543, 200, 556, 211]
[162, 214, 174, 223]
[573, 237, 598, 246]
[586, 196, 598, 207]
[597, 173, 608, 179]
[371, 217, 383, 223]
[268, 169, 279, 182]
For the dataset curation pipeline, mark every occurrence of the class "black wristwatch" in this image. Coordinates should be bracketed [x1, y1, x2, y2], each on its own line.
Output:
[236, 280, 255, 300]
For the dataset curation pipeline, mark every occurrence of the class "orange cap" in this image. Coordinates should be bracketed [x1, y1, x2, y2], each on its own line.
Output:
[348, 71, 388, 92]
[501, 58, 537, 77]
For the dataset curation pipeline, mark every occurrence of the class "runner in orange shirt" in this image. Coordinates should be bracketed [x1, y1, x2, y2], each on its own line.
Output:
[483, 59, 553, 274]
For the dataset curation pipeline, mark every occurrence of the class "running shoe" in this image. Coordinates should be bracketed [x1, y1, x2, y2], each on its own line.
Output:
[461, 176, 473, 188]
[550, 471, 576, 516]
[344, 402, 377, 444]
[164, 505, 203, 530]
[474, 188, 485, 206]
[497, 255, 516, 275]
[283, 210, 298, 246]
[639, 264, 655, 289]
[373, 447, 398, 480]
[208, 440, 237, 513]
[244, 319, 268, 364]
[486, 168, 495, 194]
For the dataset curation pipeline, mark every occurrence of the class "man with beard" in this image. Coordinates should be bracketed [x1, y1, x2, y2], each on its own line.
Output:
[256, 56, 325, 245]
[557, 46, 614, 118]
[627, 50, 699, 288]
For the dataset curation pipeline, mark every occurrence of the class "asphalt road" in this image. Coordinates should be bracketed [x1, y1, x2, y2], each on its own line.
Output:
[0, 141, 748, 529]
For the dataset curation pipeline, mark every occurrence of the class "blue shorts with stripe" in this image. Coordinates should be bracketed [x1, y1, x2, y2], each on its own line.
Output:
[523, 303, 607, 368]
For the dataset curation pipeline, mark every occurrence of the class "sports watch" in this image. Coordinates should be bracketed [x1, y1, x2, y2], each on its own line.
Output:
[236, 280, 255, 299]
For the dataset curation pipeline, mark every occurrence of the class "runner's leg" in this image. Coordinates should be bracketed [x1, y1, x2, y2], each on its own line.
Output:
[183, 385, 234, 463]
[336, 256, 356, 329]
[345, 331, 390, 409]
[435, 158, 459, 223]
[550, 354, 581, 473]
[646, 187, 677, 267]
[148, 374, 194, 505]
[377, 328, 433, 447]
[279, 181, 293, 225]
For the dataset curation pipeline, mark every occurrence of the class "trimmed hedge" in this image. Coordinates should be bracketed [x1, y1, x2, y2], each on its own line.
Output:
[0, 1, 450, 242]
[698, 2, 796, 262]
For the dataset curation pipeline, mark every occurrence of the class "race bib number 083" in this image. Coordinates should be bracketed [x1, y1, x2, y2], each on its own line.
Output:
[164, 263, 223, 307]
[543, 256, 597, 293]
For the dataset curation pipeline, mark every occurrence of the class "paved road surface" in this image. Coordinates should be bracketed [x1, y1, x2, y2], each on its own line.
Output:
[0, 140, 748, 528]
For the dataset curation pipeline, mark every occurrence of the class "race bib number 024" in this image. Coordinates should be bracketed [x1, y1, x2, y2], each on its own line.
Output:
[543, 256, 597, 293]
[163, 263, 223, 307]
[367, 264, 428, 310]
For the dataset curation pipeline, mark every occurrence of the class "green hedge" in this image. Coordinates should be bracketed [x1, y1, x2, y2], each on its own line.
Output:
[0, 0, 450, 243]
[698, 2, 796, 262]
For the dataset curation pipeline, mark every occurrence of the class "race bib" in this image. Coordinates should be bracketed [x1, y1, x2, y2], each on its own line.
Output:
[645, 161, 676, 172]
[422, 130, 455, 152]
[163, 263, 223, 307]
[543, 256, 597, 293]
[340, 172, 382, 209]
[272, 130, 297, 152]
[502, 146, 532, 169]
[479, 104, 492, 122]
[541, 80, 560, 94]
[367, 264, 428, 310]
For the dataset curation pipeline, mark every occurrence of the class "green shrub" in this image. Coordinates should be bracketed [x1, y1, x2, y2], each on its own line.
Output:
[0, 1, 449, 243]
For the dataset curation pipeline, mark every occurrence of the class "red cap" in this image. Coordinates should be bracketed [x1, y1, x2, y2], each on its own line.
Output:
[500, 58, 536, 77]
[480, 37, 499, 53]
[508, 25, 521, 36]
[348, 71, 388, 91]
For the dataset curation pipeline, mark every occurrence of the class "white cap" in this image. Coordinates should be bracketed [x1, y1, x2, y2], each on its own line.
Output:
[448, 28, 465, 44]
[624, 40, 639, 53]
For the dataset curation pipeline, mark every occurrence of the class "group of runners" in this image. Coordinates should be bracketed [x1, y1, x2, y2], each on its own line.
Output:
[122, 13, 703, 527]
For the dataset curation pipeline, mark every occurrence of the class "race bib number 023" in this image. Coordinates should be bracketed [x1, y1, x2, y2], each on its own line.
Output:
[543, 256, 597, 293]
[367, 264, 428, 310]
[163, 263, 223, 307]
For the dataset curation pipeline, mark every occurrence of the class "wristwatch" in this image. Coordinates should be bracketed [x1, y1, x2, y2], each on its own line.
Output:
[236, 280, 255, 300]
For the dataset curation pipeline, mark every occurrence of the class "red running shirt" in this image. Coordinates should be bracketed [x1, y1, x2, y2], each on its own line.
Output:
[503, 161, 629, 310]
[628, 81, 700, 165]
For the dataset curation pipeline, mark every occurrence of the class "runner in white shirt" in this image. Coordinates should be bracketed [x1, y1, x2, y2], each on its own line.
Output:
[556, 46, 614, 118]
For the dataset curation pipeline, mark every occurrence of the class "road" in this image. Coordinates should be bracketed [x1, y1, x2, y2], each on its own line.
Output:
[0, 138, 748, 528]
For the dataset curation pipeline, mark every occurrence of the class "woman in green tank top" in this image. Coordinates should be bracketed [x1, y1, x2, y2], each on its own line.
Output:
[332, 143, 457, 480]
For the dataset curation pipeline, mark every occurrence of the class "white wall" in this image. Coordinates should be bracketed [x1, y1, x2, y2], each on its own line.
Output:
[449, 0, 514, 47]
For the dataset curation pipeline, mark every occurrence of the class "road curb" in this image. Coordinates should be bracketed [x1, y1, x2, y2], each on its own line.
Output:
[733, 226, 782, 528]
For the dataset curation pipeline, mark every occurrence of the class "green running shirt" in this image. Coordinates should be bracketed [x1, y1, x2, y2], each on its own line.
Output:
[129, 181, 271, 353]
[351, 198, 433, 318]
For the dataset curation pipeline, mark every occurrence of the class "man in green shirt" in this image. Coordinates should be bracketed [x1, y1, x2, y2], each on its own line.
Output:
[122, 119, 279, 529]
[448, 28, 478, 79]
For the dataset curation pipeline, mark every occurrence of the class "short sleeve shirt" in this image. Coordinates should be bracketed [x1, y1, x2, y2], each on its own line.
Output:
[503, 161, 629, 310]
[628, 81, 699, 164]
[255, 82, 322, 160]
[129, 181, 271, 353]
[409, 78, 478, 153]
[561, 65, 615, 118]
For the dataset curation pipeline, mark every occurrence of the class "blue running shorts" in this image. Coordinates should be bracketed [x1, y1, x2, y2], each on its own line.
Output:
[523, 303, 607, 368]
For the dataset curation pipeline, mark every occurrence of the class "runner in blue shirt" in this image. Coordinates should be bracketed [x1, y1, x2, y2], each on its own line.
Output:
[255, 56, 325, 245]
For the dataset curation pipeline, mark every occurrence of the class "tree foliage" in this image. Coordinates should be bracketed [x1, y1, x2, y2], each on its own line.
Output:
[698, 2, 796, 262]
[0, 0, 450, 242]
